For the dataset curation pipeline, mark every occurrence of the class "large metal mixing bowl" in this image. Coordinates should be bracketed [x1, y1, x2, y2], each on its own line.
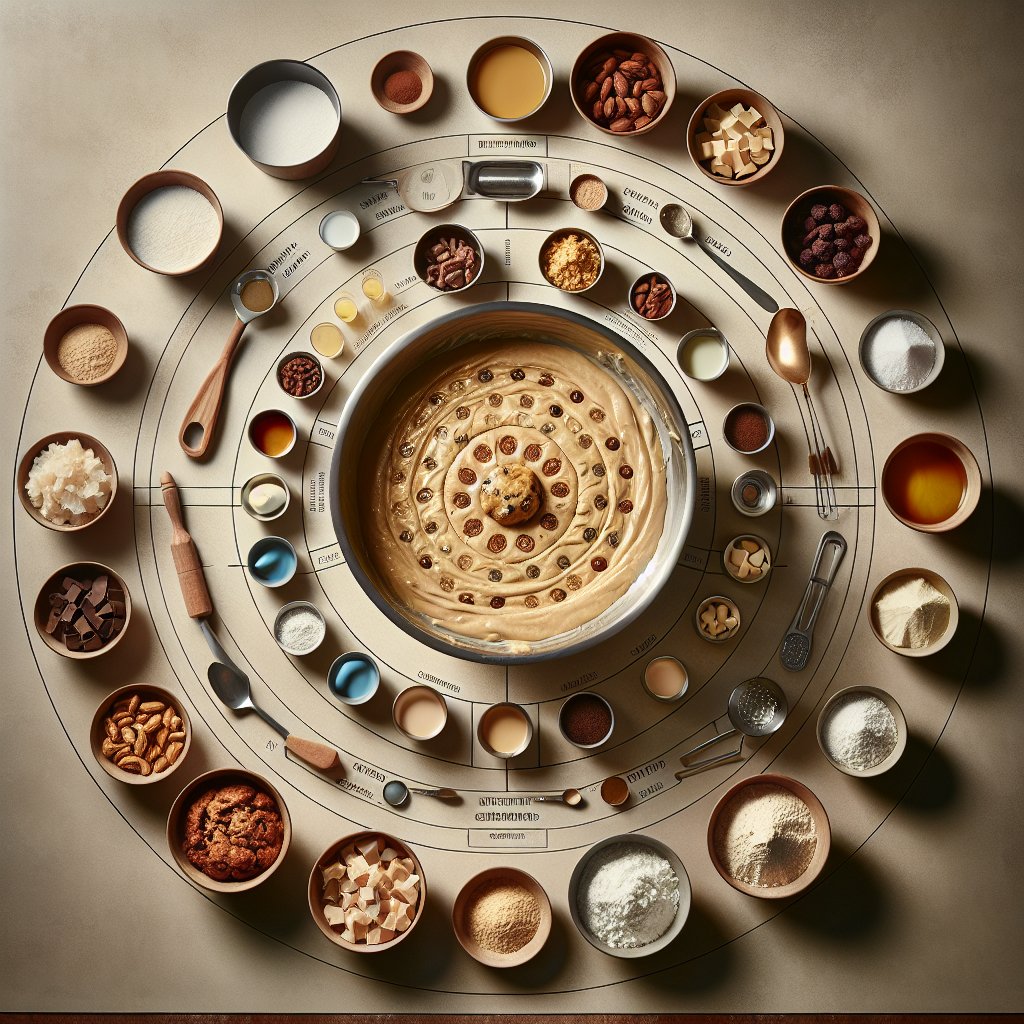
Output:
[330, 302, 696, 664]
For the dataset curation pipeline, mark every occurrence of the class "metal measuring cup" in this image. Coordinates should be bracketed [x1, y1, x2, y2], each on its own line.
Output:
[675, 677, 788, 778]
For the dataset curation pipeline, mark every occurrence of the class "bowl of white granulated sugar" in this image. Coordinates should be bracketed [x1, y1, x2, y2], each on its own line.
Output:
[568, 834, 691, 958]
[708, 774, 831, 899]
[816, 686, 908, 778]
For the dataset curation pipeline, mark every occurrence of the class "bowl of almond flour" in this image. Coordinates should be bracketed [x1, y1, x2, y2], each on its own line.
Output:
[708, 774, 831, 899]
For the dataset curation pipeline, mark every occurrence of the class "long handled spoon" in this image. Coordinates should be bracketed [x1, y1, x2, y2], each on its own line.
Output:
[660, 204, 778, 313]
[407, 787, 459, 799]
[178, 270, 279, 459]
[766, 308, 839, 520]
[207, 662, 340, 772]
[530, 788, 583, 806]
[160, 472, 339, 773]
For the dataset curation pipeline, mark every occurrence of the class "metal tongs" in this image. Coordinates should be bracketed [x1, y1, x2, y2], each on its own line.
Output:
[780, 531, 847, 671]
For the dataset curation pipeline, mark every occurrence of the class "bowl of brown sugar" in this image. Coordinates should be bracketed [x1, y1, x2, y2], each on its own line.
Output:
[44, 305, 128, 386]
[539, 228, 605, 292]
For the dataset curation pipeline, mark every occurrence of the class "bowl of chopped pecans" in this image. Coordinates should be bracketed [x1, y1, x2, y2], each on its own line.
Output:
[414, 224, 485, 293]
[570, 33, 675, 137]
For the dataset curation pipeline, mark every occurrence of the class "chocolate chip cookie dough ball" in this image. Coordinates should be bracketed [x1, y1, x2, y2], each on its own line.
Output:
[480, 464, 542, 526]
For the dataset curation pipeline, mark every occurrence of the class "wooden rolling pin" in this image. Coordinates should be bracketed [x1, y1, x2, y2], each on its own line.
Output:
[160, 471, 340, 774]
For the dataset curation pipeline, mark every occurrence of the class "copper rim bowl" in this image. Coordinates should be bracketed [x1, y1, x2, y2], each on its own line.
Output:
[329, 302, 696, 664]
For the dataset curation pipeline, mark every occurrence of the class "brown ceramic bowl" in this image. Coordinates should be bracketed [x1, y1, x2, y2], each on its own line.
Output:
[452, 867, 552, 967]
[308, 831, 427, 953]
[781, 185, 881, 285]
[167, 768, 291, 894]
[371, 50, 434, 114]
[43, 305, 128, 386]
[116, 169, 224, 276]
[413, 223, 485, 294]
[868, 566, 959, 657]
[686, 88, 784, 187]
[816, 685, 908, 778]
[570, 32, 675, 137]
[629, 272, 677, 321]
[708, 773, 831, 899]
[880, 432, 981, 532]
[33, 561, 132, 660]
[90, 684, 192, 785]
[18, 431, 117, 532]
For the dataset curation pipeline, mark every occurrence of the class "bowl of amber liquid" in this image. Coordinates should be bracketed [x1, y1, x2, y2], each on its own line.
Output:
[881, 433, 981, 533]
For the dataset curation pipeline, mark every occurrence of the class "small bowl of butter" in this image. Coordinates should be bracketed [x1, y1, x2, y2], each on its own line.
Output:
[241, 473, 290, 522]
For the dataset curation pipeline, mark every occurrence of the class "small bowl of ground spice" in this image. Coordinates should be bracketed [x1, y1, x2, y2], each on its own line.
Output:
[370, 51, 433, 115]
[559, 691, 614, 749]
[723, 402, 775, 455]
[452, 866, 552, 967]
[539, 228, 605, 293]
[276, 350, 324, 400]
[44, 305, 128, 386]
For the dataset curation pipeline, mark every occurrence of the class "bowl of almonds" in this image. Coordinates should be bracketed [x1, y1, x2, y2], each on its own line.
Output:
[629, 272, 677, 321]
[90, 684, 191, 785]
[570, 32, 675, 136]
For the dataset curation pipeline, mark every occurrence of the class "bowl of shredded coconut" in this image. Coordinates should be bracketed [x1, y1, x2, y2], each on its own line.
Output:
[568, 833, 691, 957]
[816, 686, 908, 778]
[708, 774, 831, 899]
[18, 432, 117, 531]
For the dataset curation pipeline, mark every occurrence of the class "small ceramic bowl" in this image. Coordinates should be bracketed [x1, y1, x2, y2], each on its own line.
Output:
[453, 867, 552, 967]
[708, 773, 831, 899]
[677, 328, 730, 382]
[723, 402, 776, 455]
[467, 36, 553, 122]
[319, 210, 361, 252]
[90, 684, 191, 785]
[629, 272, 677, 321]
[309, 832, 426, 953]
[730, 470, 778, 517]
[686, 88, 785, 187]
[226, 59, 342, 179]
[642, 656, 689, 702]
[246, 536, 298, 588]
[695, 595, 740, 643]
[240, 472, 290, 522]
[477, 702, 534, 759]
[570, 32, 675, 137]
[539, 227, 605, 292]
[392, 685, 448, 740]
[167, 768, 291, 893]
[43, 305, 128, 386]
[880, 432, 981, 532]
[868, 567, 959, 657]
[568, 834, 691, 957]
[413, 224, 485, 293]
[276, 350, 325, 401]
[816, 685, 908, 778]
[329, 652, 381, 705]
[247, 408, 298, 459]
[781, 185, 881, 285]
[371, 50, 434, 114]
[116, 170, 223, 276]
[722, 534, 772, 584]
[273, 600, 326, 656]
[34, 561, 131, 660]
[558, 692, 614, 750]
[18, 431, 117, 532]
[858, 309, 945, 394]
[569, 173, 609, 212]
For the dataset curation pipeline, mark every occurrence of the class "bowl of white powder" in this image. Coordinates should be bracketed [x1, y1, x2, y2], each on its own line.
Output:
[226, 59, 342, 180]
[858, 309, 945, 395]
[568, 834, 691, 958]
[816, 686, 908, 778]
[708, 774, 831, 899]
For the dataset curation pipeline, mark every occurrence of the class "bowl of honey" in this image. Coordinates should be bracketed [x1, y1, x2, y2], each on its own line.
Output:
[881, 432, 981, 532]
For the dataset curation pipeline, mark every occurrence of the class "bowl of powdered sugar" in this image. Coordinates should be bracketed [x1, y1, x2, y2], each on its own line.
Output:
[816, 686, 907, 778]
[858, 309, 945, 394]
[569, 834, 691, 958]
[708, 774, 831, 899]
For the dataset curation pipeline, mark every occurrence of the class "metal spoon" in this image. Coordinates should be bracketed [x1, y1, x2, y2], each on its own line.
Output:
[179, 269, 280, 459]
[408, 787, 458, 799]
[206, 661, 340, 772]
[675, 677, 788, 778]
[530, 788, 583, 806]
[660, 204, 778, 312]
[766, 308, 838, 520]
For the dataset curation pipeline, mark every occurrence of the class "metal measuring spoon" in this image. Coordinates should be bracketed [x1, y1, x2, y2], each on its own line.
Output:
[179, 269, 280, 459]
[407, 787, 458, 799]
[530, 788, 583, 806]
[463, 160, 546, 201]
[206, 661, 340, 772]
[781, 530, 847, 671]
[660, 204, 778, 312]
[675, 677, 788, 778]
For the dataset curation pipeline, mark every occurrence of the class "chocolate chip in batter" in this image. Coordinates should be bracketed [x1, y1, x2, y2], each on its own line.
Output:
[400, 441, 414, 458]
[430, 392, 446, 406]
[619, 465, 634, 479]
[550, 588, 567, 602]
[399, 530, 413, 542]
[618, 499, 634, 514]
[422, 456, 437, 470]
[453, 492, 471, 509]
[567, 574, 583, 590]
[570, 389, 585, 403]
[488, 393, 502, 407]
[550, 481, 570, 498]
[392, 471, 406, 484]
[416, 488, 432, 503]
[487, 534, 507, 553]
[583, 527, 597, 542]
[542, 458, 561, 476]
[456, 406, 471, 420]
[520, 395, 534, 408]
[425, 521, 438, 534]
[578, 434, 593, 449]
[539, 513, 558, 531]
[419, 556, 432, 569]
[526, 565, 540, 579]
[439, 576, 455, 592]
[458, 593, 475, 604]
[541, 423, 556, 435]
[490, 596, 505, 609]
[538, 373, 554, 387]
[458, 467, 477, 485]
[605, 437, 621, 451]
[498, 435, 518, 455]
[464, 518, 483, 537]
[591, 557, 608, 572]
[478, 369, 493, 382]
[525, 595, 540, 608]
[595, 495, 608, 510]
[516, 535, 535, 552]
[434, 426, 448, 441]
[557, 555, 571, 570]
[488, 569, 503, 583]
[473, 444, 493, 463]
[510, 368, 525, 381]
[549, 404, 562, 417]
[593, 464, 606, 477]
[457, 554, 473, 571]
[608, 532, 620, 547]
[524, 443, 542, 461]
[589, 408, 605, 422]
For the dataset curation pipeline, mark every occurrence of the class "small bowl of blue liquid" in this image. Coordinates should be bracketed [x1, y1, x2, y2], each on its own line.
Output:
[329, 652, 380, 706]
[247, 536, 298, 588]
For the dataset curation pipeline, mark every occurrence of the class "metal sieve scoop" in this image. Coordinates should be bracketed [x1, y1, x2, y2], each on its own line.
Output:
[675, 677, 788, 778]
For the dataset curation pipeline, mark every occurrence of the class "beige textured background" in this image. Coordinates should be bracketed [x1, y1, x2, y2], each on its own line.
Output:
[2, 0, 1022, 1013]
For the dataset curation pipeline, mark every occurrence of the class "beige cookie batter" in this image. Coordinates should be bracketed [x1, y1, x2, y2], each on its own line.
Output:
[359, 340, 668, 646]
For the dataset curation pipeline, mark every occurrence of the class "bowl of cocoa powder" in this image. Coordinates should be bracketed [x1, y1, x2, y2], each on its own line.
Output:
[370, 51, 433, 115]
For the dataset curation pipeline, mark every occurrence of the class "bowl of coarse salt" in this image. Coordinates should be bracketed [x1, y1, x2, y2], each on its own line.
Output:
[568, 833, 691, 958]
[816, 685, 908, 779]
[858, 309, 945, 395]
